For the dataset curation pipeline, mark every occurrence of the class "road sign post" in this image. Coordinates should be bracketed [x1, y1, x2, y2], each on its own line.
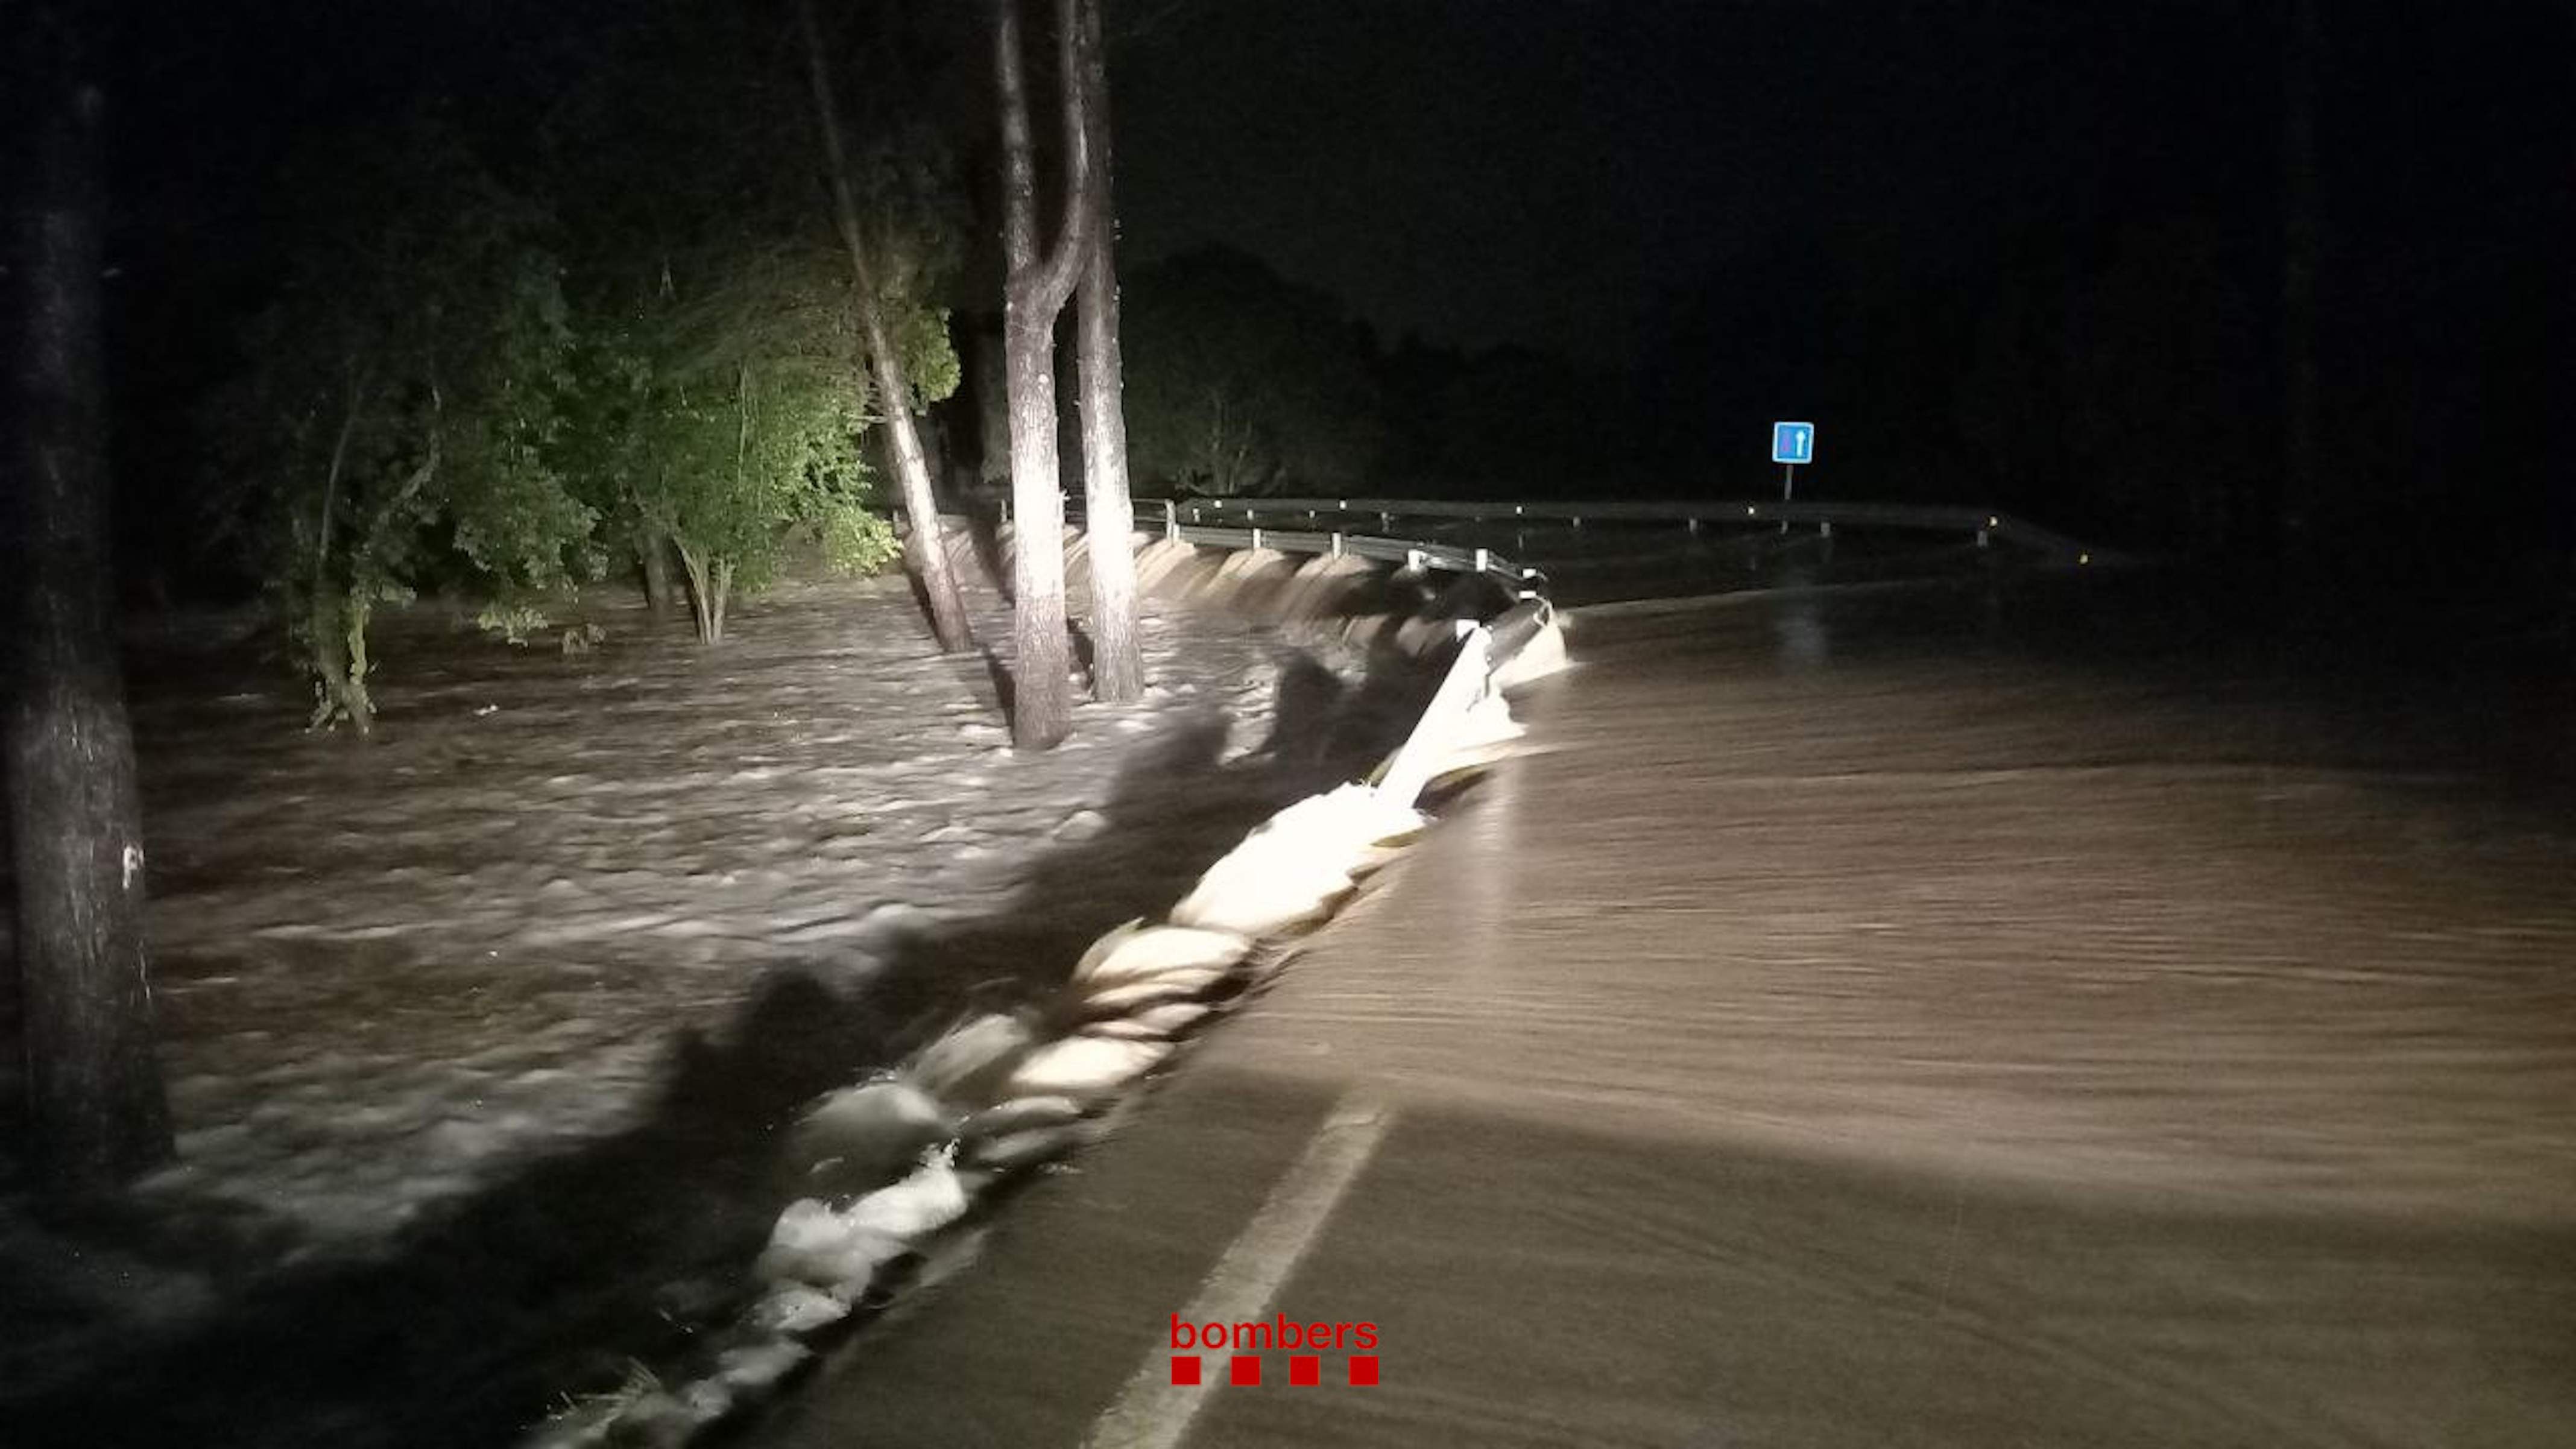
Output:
[1770, 421, 1814, 532]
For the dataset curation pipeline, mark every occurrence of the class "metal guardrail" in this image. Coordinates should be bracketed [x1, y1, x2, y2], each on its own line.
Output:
[1100, 501, 1548, 600]
[1144, 494, 2109, 566]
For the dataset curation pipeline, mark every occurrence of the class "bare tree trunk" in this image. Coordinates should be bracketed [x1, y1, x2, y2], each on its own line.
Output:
[676, 543, 720, 644]
[795, 0, 974, 655]
[5, 31, 174, 1188]
[2281, 0, 2320, 576]
[303, 385, 367, 731]
[314, 376, 362, 591]
[308, 590, 377, 735]
[339, 596, 376, 733]
[636, 524, 677, 621]
[315, 428, 434, 735]
[1072, 0, 1143, 702]
[993, 0, 1096, 750]
[973, 321, 1011, 493]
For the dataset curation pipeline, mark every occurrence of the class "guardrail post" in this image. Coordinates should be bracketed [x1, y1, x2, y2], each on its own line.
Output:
[1379, 511, 1392, 531]
[1406, 548, 1425, 572]
[1330, 531, 1345, 558]
[1249, 526, 1264, 551]
[1473, 546, 1491, 573]
[1161, 498, 1178, 541]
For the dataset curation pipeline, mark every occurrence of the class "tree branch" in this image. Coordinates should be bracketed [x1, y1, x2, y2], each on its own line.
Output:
[995, 0, 1095, 312]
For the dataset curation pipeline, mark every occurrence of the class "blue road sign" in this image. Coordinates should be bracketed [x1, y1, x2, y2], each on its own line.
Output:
[1771, 421, 1816, 466]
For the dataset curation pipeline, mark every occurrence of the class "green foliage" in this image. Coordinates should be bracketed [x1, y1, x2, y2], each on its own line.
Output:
[1123, 245, 1383, 495]
[210, 119, 595, 730]
[853, 132, 970, 411]
[539, 1, 956, 642]
[201, 0, 977, 692]
[897, 305, 963, 408]
[564, 242, 898, 640]
[475, 601, 554, 646]
[819, 501, 903, 576]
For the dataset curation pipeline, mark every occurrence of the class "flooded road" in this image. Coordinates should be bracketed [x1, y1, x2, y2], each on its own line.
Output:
[759, 572, 2576, 1448]
[1257, 578, 2576, 1221]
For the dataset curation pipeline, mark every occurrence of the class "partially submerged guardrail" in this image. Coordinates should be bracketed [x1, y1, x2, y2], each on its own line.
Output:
[1143, 494, 2110, 567]
[1103, 500, 1550, 601]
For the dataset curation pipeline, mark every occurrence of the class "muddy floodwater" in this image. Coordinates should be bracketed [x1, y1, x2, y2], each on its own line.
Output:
[0, 575, 1428, 1448]
[8, 539, 2573, 1448]
[756, 564, 2576, 1449]
[1278, 576, 2576, 1220]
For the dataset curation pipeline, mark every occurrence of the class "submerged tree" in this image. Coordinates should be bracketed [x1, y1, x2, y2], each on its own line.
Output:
[211, 124, 595, 732]
[576, 241, 904, 644]
[5, 11, 174, 1187]
[542, 0, 938, 646]
[991, 0, 1096, 749]
[798, 0, 974, 654]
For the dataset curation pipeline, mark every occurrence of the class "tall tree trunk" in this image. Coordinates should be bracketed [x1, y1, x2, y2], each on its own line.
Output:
[795, 0, 974, 655]
[993, 0, 1096, 750]
[1072, 0, 1143, 702]
[2281, 0, 2320, 578]
[308, 589, 376, 735]
[5, 30, 174, 1188]
[304, 385, 368, 731]
[636, 524, 677, 621]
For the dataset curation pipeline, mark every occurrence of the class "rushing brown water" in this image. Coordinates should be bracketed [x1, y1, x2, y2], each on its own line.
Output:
[758, 568, 2576, 1449]
[1233, 576, 2576, 1223]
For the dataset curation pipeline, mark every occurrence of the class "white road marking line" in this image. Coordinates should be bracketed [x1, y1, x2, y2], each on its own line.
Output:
[1082, 1092, 1393, 1449]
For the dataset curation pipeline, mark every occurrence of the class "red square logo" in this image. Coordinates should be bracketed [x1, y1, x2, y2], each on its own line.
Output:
[1169, 1356, 1201, 1386]
[1348, 1355, 1379, 1386]
[1289, 1355, 1320, 1386]
[1229, 1355, 1262, 1386]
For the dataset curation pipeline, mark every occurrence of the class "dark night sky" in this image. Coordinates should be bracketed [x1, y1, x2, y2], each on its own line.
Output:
[92, 0, 2572, 387]
[1113, 1, 2565, 369]
[1111, 1, 2263, 365]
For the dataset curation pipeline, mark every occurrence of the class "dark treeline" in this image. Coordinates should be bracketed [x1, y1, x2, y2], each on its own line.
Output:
[10, 0, 1149, 1181]
[1106, 1, 2572, 625]
[66, 0, 2576, 628]
[1638, 1, 2571, 608]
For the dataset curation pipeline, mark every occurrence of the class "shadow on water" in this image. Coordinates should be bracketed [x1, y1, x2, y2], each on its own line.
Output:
[958, 508, 1011, 604]
[0, 635, 1441, 1449]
